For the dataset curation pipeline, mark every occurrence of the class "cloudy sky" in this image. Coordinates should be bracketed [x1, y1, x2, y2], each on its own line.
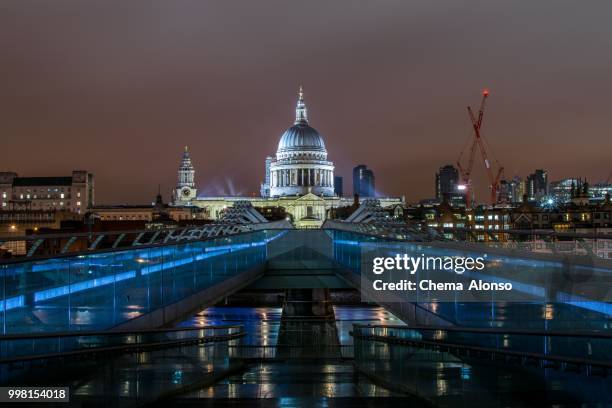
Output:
[1, 0, 611, 204]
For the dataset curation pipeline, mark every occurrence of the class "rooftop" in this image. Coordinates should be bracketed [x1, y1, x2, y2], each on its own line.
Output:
[12, 177, 73, 187]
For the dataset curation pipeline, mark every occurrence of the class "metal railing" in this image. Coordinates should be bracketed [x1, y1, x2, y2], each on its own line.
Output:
[352, 324, 612, 374]
[0, 324, 244, 364]
[323, 220, 445, 242]
[0, 221, 289, 261]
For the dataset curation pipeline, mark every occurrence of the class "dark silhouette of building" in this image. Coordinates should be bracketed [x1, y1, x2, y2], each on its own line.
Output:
[527, 169, 548, 201]
[435, 165, 459, 201]
[334, 176, 343, 197]
[352, 165, 375, 197]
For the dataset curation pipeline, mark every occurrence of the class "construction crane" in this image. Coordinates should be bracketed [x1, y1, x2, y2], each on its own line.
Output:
[456, 89, 504, 208]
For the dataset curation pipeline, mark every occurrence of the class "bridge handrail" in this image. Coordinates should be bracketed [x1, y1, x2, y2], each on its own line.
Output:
[0, 324, 243, 341]
[351, 324, 612, 373]
[351, 324, 612, 339]
[352, 330, 612, 370]
[0, 325, 245, 365]
[0, 226, 287, 264]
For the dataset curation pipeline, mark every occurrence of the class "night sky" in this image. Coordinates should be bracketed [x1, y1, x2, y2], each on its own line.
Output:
[1, 1, 611, 204]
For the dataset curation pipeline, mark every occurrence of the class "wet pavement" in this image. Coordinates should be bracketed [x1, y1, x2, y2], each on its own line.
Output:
[171, 305, 408, 402]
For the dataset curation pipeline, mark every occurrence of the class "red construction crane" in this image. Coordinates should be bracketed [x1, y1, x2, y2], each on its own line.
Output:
[456, 89, 504, 208]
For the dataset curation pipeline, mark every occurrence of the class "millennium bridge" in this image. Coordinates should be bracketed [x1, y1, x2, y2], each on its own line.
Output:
[1, 201, 611, 407]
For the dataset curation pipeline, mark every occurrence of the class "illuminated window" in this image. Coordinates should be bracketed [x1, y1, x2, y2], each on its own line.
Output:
[60, 193, 65, 199]
[76, 201, 81, 206]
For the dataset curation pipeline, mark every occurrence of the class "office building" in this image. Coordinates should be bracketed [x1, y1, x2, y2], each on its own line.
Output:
[334, 176, 343, 197]
[353, 165, 375, 197]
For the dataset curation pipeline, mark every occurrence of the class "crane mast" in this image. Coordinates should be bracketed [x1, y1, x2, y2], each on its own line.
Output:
[456, 89, 504, 208]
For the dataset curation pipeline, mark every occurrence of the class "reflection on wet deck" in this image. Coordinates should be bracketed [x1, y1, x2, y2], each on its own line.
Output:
[170, 305, 407, 401]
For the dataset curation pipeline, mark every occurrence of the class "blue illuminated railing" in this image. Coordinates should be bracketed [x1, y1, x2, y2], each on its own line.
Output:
[330, 229, 612, 330]
[0, 230, 285, 334]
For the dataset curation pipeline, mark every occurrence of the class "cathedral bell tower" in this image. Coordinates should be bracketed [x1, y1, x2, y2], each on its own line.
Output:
[173, 146, 197, 204]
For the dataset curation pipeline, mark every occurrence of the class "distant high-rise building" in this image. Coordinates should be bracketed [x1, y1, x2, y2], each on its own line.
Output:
[353, 165, 375, 197]
[0, 170, 94, 214]
[260, 156, 273, 197]
[511, 176, 526, 203]
[550, 178, 579, 204]
[549, 178, 611, 204]
[435, 165, 459, 201]
[527, 169, 548, 201]
[591, 182, 612, 201]
[334, 176, 343, 197]
[498, 179, 511, 203]
[499, 176, 526, 203]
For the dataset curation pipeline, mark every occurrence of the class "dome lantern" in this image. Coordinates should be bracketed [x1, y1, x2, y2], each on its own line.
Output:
[295, 85, 308, 125]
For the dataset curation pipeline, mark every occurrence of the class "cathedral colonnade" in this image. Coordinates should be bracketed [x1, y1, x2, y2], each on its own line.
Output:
[270, 168, 334, 188]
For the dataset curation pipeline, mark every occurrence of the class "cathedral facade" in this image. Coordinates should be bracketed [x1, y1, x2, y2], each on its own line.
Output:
[173, 87, 403, 228]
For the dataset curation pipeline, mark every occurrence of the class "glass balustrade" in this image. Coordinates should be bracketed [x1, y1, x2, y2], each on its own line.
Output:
[0, 230, 283, 334]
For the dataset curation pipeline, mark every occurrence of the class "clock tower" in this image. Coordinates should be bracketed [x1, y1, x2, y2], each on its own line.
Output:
[173, 146, 197, 204]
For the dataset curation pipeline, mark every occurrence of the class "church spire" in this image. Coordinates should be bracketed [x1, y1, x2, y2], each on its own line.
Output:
[178, 145, 195, 188]
[295, 85, 308, 125]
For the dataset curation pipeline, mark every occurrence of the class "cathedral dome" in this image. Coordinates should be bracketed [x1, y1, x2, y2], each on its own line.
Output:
[268, 87, 335, 198]
[276, 86, 327, 156]
[277, 123, 326, 153]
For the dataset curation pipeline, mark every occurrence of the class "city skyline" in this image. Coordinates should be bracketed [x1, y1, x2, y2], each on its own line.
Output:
[1, 1, 611, 204]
